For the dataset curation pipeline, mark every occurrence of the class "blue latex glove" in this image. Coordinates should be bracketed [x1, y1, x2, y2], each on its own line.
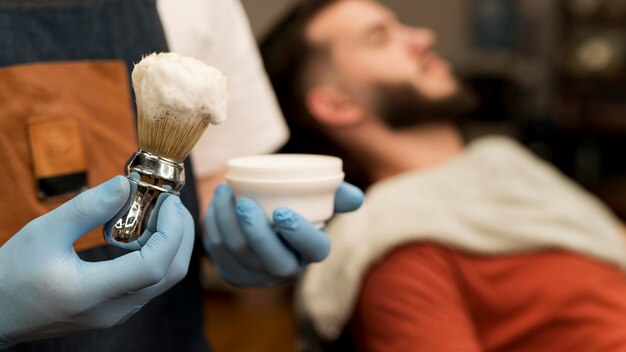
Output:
[203, 182, 364, 287]
[0, 176, 194, 348]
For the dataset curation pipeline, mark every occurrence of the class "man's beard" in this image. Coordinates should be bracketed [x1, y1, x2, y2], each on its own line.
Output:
[370, 82, 478, 129]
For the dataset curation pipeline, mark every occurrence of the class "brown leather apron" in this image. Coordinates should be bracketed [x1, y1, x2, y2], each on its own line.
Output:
[0, 60, 137, 251]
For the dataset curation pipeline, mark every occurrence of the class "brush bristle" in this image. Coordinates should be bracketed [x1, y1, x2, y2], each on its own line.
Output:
[132, 52, 228, 162]
[138, 110, 211, 162]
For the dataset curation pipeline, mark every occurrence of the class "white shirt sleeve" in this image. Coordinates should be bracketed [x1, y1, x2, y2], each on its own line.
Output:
[157, 0, 290, 177]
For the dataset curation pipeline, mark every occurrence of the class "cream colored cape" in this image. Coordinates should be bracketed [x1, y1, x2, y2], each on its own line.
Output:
[301, 136, 626, 340]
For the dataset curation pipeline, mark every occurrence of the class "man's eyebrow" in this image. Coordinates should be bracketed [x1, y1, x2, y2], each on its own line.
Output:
[358, 14, 397, 39]
[362, 22, 387, 37]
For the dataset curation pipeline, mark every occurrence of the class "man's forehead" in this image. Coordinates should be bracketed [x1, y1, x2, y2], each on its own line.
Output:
[306, 0, 392, 46]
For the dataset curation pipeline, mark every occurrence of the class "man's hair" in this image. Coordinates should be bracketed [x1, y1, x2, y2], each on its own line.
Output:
[261, 0, 371, 189]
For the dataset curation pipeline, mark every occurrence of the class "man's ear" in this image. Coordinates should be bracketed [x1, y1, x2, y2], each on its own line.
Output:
[306, 85, 366, 127]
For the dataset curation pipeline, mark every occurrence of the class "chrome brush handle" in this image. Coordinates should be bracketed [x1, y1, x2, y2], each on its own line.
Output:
[103, 150, 185, 250]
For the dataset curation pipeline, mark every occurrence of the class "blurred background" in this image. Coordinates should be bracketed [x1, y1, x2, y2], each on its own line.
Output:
[203, 1, 626, 351]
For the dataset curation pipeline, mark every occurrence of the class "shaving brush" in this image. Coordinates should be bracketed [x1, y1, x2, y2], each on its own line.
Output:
[104, 52, 227, 250]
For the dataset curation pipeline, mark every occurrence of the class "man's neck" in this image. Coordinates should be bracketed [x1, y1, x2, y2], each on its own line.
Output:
[333, 120, 464, 184]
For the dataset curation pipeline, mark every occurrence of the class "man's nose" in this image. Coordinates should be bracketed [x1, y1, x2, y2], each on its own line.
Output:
[406, 27, 436, 55]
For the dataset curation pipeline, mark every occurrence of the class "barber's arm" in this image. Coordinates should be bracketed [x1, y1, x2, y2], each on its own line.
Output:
[203, 182, 364, 287]
[0, 176, 194, 348]
[181, 0, 364, 286]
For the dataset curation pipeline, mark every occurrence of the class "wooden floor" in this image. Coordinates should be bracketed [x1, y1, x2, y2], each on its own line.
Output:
[202, 285, 297, 352]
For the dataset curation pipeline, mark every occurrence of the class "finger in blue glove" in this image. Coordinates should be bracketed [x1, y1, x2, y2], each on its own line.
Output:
[236, 198, 300, 277]
[273, 207, 330, 263]
[334, 182, 364, 213]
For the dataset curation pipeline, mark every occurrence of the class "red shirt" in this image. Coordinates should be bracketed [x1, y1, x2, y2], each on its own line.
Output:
[352, 243, 626, 352]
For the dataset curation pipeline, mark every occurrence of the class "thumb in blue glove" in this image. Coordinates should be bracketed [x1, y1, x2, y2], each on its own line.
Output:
[0, 176, 195, 348]
[203, 182, 364, 287]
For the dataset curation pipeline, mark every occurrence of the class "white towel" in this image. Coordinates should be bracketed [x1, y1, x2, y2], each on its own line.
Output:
[301, 136, 626, 340]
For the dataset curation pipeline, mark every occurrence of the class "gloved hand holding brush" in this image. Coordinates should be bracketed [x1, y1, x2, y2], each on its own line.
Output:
[104, 52, 227, 250]
[0, 176, 194, 348]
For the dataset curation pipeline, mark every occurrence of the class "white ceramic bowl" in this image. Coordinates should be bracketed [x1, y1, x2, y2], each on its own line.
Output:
[225, 154, 344, 228]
